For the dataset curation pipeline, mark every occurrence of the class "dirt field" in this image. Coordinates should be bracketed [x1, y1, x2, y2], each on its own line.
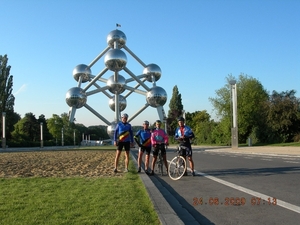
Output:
[0, 150, 126, 178]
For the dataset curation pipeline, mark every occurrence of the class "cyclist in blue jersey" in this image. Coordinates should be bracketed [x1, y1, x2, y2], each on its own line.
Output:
[113, 113, 134, 173]
[175, 117, 195, 176]
[134, 120, 152, 174]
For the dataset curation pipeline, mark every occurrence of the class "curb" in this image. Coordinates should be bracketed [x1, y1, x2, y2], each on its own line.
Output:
[130, 151, 185, 225]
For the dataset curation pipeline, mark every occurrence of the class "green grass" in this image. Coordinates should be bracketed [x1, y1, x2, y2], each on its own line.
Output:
[237, 142, 300, 147]
[259, 142, 300, 147]
[0, 161, 160, 225]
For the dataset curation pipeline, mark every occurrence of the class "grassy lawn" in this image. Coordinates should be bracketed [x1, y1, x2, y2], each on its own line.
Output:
[0, 151, 160, 225]
[238, 142, 300, 147]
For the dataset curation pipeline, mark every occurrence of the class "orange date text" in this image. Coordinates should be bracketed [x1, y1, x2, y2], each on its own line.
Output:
[193, 197, 277, 206]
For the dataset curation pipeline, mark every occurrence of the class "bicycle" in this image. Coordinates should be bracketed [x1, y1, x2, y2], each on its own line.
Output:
[168, 145, 187, 180]
[154, 143, 166, 176]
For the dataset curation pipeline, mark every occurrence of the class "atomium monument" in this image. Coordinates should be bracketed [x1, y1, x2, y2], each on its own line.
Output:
[66, 28, 167, 138]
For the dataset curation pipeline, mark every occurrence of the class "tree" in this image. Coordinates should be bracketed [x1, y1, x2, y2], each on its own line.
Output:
[47, 113, 76, 145]
[167, 85, 183, 136]
[87, 125, 110, 140]
[11, 113, 39, 143]
[263, 90, 300, 143]
[47, 114, 63, 145]
[209, 73, 269, 144]
[0, 54, 17, 140]
[188, 110, 217, 144]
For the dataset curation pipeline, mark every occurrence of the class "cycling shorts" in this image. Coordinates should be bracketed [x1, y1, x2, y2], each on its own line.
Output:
[117, 141, 131, 151]
[152, 144, 166, 156]
[139, 147, 151, 155]
[180, 145, 193, 157]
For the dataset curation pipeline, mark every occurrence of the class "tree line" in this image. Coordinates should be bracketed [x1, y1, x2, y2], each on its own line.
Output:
[167, 74, 300, 145]
[2, 54, 300, 147]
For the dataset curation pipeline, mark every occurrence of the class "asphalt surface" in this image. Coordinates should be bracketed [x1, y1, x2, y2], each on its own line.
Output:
[131, 146, 300, 225]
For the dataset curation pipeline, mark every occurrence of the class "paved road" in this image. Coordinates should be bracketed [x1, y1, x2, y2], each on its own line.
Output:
[132, 146, 300, 225]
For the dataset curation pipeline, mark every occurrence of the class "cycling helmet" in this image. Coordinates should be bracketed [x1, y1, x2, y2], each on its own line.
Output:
[143, 120, 149, 125]
[177, 116, 185, 122]
[155, 120, 162, 124]
[121, 113, 128, 118]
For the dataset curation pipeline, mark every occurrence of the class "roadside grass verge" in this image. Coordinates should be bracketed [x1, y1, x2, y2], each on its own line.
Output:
[0, 160, 160, 225]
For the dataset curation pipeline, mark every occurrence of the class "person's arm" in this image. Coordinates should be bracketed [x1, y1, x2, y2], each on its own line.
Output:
[151, 131, 156, 146]
[185, 127, 195, 139]
[129, 125, 134, 143]
[164, 130, 169, 145]
[189, 131, 195, 139]
[134, 131, 141, 147]
[114, 124, 119, 141]
[174, 128, 180, 140]
[114, 123, 119, 146]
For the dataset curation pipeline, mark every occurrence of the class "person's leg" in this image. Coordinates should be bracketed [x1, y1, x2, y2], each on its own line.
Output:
[162, 147, 168, 171]
[188, 156, 194, 171]
[150, 147, 158, 175]
[163, 154, 168, 171]
[124, 142, 130, 171]
[137, 148, 143, 172]
[183, 155, 188, 175]
[125, 150, 130, 171]
[187, 148, 195, 176]
[145, 152, 150, 171]
[151, 155, 157, 171]
[114, 150, 122, 171]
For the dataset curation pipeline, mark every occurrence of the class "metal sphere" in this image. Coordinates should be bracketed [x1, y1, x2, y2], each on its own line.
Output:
[107, 75, 126, 94]
[109, 95, 127, 111]
[107, 30, 127, 48]
[146, 86, 167, 107]
[143, 64, 161, 82]
[104, 49, 127, 72]
[73, 64, 91, 83]
[107, 121, 117, 138]
[66, 87, 87, 108]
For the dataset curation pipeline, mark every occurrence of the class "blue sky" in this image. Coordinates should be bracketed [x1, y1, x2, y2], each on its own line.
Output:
[2, 0, 299, 126]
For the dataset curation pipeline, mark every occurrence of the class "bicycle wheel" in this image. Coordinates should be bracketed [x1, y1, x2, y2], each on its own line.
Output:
[168, 156, 186, 180]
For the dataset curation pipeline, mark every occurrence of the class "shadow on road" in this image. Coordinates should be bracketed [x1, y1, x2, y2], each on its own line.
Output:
[152, 175, 215, 225]
[202, 166, 300, 177]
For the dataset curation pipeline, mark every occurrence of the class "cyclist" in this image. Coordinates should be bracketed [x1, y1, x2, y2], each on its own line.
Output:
[174, 116, 196, 176]
[150, 120, 169, 175]
[113, 113, 134, 173]
[134, 120, 152, 174]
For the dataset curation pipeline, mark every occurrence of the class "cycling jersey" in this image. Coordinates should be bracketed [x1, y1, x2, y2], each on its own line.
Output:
[175, 125, 194, 145]
[151, 128, 168, 145]
[114, 122, 134, 143]
[135, 129, 152, 147]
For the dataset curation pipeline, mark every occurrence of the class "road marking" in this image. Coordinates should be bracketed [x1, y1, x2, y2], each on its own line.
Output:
[195, 170, 300, 214]
[260, 158, 272, 161]
[284, 161, 299, 164]
[282, 157, 300, 160]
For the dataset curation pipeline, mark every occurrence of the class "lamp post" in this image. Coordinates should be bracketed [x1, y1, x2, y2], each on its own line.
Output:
[40, 122, 44, 148]
[61, 127, 64, 146]
[229, 80, 238, 149]
[2, 112, 6, 149]
[73, 129, 76, 146]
